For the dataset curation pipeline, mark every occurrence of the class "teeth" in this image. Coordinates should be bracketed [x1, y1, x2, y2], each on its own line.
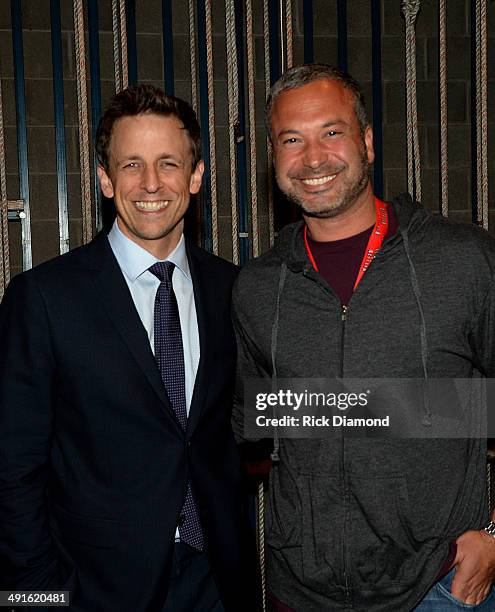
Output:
[301, 175, 336, 186]
[135, 200, 169, 211]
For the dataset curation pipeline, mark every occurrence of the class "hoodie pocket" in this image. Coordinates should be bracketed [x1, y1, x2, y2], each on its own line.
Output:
[265, 466, 302, 549]
[298, 474, 345, 595]
[348, 474, 429, 587]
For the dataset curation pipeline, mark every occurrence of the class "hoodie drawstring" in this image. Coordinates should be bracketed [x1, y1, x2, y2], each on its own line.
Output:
[401, 227, 432, 426]
[270, 262, 287, 461]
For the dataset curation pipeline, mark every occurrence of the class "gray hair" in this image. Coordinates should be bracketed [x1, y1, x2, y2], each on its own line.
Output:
[265, 63, 369, 141]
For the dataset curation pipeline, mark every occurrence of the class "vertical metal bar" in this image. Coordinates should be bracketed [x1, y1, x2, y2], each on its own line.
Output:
[371, 0, 383, 199]
[125, 0, 137, 86]
[337, 0, 347, 72]
[11, 0, 32, 271]
[50, 0, 69, 255]
[162, 0, 174, 94]
[87, 0, 103, 231]
[470, 0, 478, 223]
[196, 0, 212, 252]
[303, 0, 314, 63]
[234, 0, 249, 265]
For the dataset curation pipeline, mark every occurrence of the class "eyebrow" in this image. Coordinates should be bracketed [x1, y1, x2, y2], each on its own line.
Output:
[276, 120, 347, 139]
[115, 153, 185, 165]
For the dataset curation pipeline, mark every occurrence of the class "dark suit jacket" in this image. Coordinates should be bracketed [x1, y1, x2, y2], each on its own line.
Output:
[0, 235, 257, 611]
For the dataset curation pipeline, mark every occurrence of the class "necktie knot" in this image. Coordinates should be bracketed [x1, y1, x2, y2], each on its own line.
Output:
[149, 261, 175, 287]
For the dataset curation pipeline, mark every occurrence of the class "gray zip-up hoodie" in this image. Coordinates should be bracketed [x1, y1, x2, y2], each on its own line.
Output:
[232, 194, 495, 611]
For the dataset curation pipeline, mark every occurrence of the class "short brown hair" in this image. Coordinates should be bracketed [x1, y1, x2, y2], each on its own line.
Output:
[265, 63, 369, 141]
[96, 83, 201, 171]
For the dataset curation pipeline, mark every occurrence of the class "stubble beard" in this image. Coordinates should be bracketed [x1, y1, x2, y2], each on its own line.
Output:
[278, 145, 371, 219]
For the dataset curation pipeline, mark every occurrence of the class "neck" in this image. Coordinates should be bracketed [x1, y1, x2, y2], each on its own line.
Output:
[117, 219, 184, 260]
[304, 186, 376, 242]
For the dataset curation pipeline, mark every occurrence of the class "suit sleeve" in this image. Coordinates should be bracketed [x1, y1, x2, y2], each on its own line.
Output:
[0, 273, 70, 589]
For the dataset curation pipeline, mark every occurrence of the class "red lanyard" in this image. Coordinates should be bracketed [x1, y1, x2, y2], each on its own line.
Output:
[304, 197, 389, 292]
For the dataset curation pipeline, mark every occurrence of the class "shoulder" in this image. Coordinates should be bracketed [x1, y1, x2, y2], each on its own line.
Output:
[420, 214, 495, 274]
[2, 237, 109, 301]
[233, 247, 283, 311]
[186, 241, 238, 276]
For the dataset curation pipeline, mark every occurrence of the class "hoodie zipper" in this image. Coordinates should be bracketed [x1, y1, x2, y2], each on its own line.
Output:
[340, 303, 351, 605]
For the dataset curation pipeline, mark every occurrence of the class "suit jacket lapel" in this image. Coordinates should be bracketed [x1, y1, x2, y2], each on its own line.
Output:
[90, 237, 181, 429]
[186, 243, 211, 436]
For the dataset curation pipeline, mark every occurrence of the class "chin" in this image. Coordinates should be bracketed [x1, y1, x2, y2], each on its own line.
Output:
[297, 199, 345, 218]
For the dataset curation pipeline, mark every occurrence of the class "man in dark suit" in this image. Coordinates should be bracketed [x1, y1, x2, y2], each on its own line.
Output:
[0, 84, 256, 611]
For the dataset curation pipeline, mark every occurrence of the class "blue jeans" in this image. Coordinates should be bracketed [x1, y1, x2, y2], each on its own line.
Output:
[414, 568, 495, 610]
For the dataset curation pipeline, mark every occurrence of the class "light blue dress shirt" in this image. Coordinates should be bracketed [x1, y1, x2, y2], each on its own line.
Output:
[107, 220, 200, 416]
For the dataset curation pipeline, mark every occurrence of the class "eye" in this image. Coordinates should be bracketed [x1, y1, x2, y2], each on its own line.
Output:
[281, 137, 302, 146]
[160, 160, 180, 169]
[123, 161, 140, 169]
[325, 130, 339, 137]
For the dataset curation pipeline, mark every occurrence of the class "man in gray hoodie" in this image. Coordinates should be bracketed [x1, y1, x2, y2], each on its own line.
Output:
[232, 64, 495, 610]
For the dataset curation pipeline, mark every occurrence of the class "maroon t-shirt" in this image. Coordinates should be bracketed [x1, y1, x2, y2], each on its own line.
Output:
[307, 203, 398, 305]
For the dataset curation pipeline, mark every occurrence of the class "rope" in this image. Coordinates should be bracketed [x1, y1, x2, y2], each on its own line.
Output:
[476, 0, 488, 229]
[205, 0, 219, 255]
[189, 0, 198, 114]
[225, 0, 240, 264]
[255, 2, 273, 600]
[73, 0, 93, 244]
[0, 73, 9, 296]
[112, 0, 122, 91]
[488, 459, 492, 513]
[279, 0, 285, 74]
[475, 0, 482, 225]
[119, 0, 129, 90]
[245, 0, 259, 257]
[285, 0, 293, 69]
[263, 0, 275, 247]
[402, 0, 422, 202]
[257, 481, 267, 612]
[438, 0, 448, 217]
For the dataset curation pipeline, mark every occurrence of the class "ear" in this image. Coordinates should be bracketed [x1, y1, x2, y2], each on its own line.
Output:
[364, 125, 375, 165]
[97, 165, 115, 199]
[189, 160, 204, 195]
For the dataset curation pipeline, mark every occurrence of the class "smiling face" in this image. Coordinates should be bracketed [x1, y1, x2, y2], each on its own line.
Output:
[270, 79, 374, 220]
[97, 113, 204, 259]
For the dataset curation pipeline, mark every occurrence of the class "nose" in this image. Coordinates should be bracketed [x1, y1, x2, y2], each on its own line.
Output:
[302, 140, 327, 170]
[141, 165, 162, 193]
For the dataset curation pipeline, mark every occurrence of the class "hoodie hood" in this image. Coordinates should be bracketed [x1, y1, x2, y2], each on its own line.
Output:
[273, 192, 430, 271]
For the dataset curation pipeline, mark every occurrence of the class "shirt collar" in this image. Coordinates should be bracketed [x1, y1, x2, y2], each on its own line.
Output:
[107, 219, 191, 283]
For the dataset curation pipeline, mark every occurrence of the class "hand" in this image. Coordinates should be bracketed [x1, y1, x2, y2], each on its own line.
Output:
[450, 529, 495, 604]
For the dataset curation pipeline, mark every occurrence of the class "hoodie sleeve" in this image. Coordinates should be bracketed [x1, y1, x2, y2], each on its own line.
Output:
[231, 281, 274, 464]
[468, 279, 495, 377]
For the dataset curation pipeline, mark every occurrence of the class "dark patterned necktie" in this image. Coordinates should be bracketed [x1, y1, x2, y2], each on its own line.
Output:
[149, 261, 204, 552]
